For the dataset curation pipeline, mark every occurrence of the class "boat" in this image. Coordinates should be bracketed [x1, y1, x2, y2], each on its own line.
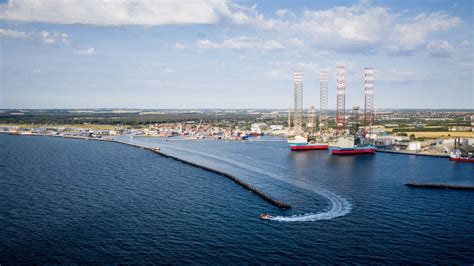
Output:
[447, 138, 474, 163]
[249, 131, 264, 137]
[331, 146, 377, 155]
[260, 214, 272, 220]
[288, 135, 329, 151]
[449, 157, 474, 163]
[330, 135, 376, 155]
[330, 106, 376, 155]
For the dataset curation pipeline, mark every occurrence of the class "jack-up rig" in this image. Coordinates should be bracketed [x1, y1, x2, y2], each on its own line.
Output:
[287, 66, 377, 155]
[330, 67, 376, 155]
[287, 71, 329, 150]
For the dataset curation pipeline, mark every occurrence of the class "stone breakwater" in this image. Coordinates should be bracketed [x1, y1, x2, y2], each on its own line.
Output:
[8, 133, 291, 209]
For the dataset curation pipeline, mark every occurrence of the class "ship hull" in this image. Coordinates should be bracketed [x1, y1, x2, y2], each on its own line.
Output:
[290, 143, 329, 151]
[249, 132, 264, 137]
[449, 157, 474, 163]
[331, 146, 376, 155]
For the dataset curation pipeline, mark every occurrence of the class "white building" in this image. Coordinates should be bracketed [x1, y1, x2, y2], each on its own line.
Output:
[251, 123, 267, 132]
[270, 125, 284, 131]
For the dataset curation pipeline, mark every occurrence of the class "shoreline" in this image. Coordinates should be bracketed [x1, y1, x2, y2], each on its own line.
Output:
[1, 132, 291, 210]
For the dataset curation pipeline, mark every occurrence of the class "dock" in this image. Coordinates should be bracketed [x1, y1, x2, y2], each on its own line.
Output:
[405, 182, 474, 191]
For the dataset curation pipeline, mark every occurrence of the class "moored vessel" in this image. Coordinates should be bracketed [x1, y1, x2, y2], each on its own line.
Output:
[449, 157, 474, 163]
[447, 137, 474, 163]
[288, 135, 329, 151]
[330, 135, 376, 155]
[330, 106, 376, 155]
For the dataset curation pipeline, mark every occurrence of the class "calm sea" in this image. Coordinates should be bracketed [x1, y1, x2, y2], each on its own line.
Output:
[0, 134, 473, 263]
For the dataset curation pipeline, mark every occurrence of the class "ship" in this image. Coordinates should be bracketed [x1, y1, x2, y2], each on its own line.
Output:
[330, 135, 376, 155]
[288, 135, 329, 150]
[248, 131, 264, 137]
[330, 106, 376, 155]
[447, 138, 474, 163]
[260, 214, 272, 220]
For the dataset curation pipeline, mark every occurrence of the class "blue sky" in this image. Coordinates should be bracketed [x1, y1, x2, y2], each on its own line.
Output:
[0, 0, 472, 109]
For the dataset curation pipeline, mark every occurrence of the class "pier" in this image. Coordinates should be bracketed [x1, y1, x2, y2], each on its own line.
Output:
[405, 182, 474, 191]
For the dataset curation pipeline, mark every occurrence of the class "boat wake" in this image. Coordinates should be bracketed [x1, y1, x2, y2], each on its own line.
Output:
[127, 138, 352, 222]
[269, 189, 351, 222]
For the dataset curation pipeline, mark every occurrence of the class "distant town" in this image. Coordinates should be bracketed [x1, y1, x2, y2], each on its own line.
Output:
[1, 108, 472, 157]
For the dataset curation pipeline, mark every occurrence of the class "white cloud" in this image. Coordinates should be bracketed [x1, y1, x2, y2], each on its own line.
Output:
[175, 42, 185, 49]
[0, 0, 285, 30]
[0, 28, 69, 45]
[148, 62, 164, 67]
[261, 39, 285, 50]
[41, 30, 54, 44]
[144, 62, 176, 73]
[388, 12, 460, 53]
[287, 38, 305, 47]
[284, 4, 461, 53]
[295, 4, 393, 44]
[378, 69, 426, 83]
[0, 28, 29, 39]
[270, 69, 281, 78]
[228, 4, 287, 30]
[267, 69, 290, 80]
[275, 9, 290, 17]
[60, 33, 69, 43]
[74, 46, 95, 55]
[196, 36, 285, 50]
[426, 40, 454, 57]
[269, 61, 320, 73]
[0, 1, 462, 57]
[0, 0, 232, 26]
[40, 30, 69, 44]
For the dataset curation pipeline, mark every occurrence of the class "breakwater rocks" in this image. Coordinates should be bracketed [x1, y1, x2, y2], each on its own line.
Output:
[377, 149, 449, 158]
[4, 134, 292, 209]
[144, 147, 291, 209]
[105, 138, 291, 209]
[405, 182, 474, 191]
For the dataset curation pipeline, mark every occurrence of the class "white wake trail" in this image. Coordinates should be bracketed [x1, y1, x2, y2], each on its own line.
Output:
[129, 138, 352, 222]
[270, 188, 352, 222]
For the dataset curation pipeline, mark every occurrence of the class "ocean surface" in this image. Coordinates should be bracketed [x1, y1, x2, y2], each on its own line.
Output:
[0, 134, 473, 263]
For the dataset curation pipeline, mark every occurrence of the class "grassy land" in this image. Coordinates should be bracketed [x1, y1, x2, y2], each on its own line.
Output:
[400, 131, 474, 139]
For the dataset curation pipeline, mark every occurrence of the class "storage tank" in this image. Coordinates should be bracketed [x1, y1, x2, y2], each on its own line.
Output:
[407, 142, 421, 151]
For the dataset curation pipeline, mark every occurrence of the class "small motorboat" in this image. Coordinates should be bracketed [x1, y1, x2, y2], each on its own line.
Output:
[260, 214, 272, 220]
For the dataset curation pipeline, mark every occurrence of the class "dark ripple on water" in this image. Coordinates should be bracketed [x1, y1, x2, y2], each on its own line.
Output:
[0, 135, 473, 264]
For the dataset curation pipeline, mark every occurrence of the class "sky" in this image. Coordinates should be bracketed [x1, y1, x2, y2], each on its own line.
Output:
[0, 0, 473, 109]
